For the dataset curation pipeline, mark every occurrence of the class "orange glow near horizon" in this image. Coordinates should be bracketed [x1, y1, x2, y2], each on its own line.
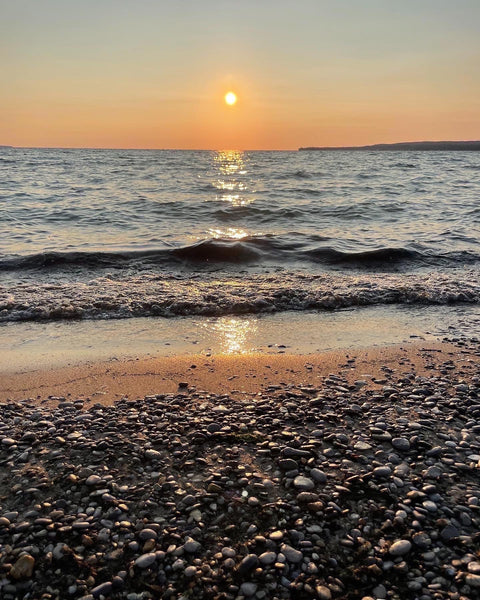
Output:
[2, 3, 480, 150]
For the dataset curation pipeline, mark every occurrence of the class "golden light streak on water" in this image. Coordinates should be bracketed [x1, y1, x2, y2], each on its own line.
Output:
[201, 317, 258, 354]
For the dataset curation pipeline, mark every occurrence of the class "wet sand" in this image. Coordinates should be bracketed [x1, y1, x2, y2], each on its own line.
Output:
[0, 342, 475, 407]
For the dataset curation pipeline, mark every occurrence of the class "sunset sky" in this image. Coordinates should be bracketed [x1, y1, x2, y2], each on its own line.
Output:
[2, 0, 480, 150]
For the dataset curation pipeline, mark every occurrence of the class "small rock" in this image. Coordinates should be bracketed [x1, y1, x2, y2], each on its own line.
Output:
[354, 441, 372, 451]
[293, 476, 315, 491]
[259, 551, 276, 565]
[184, 538, 201, 553]
[238, 554, 259, 574]
[145, 449, 161, 459]
[392, 438, 410, 452]
[310, 468, 327, 483]
[280, 544, 303, 563]
[465, 574, 480, 588]
[440, 524, 459, 541]
[239, 582, 257, 596]
[135, 553, 157, 569]
[372, 466, 392, 479]
[91, 582, 112, 598]
[316, 585, 332, 600]
[389, 540, 412, 557]
[10, 554, 35, 579]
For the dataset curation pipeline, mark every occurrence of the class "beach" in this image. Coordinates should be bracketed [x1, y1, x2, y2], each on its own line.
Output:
[1, 337, 480, 599]
[3, 2, 480, 598]
[1, 148, 480, 599]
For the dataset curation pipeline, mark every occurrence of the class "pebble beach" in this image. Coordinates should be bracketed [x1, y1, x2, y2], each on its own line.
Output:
[1, 339, 480, 600]
[2, 143, 480, 600]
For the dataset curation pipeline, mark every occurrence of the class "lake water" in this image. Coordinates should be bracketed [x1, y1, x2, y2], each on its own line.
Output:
[1, 148, 479, 324]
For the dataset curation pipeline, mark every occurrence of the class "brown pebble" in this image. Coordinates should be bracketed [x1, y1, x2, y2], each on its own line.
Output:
[10, 554, 35, 580]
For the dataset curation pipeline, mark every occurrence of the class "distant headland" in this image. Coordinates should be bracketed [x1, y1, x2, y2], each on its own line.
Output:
[299, 141, 480, 151]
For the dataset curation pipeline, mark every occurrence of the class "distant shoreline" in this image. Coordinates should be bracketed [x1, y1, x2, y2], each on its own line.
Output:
[2, 141, 480, 152]
[299, 140, 480, 151]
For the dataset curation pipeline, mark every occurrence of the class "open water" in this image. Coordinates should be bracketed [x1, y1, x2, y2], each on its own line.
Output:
[1, 148, 479, 323]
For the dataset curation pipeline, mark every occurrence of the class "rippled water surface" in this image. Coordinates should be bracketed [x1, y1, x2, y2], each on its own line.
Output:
[1, 148, 479, 322]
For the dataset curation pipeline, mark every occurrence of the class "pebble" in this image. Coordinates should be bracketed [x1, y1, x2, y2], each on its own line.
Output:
[134, 553, 157, 569]
[310, 468, 327, 483]
[373, 466, 392, 479]
[238, 554, 259, 574]
[465, 574, 480, 588]
[184, 538, 201, 553]
[258, 551, 276, 565]
[354, 441, 372, 451]
[293, 475, 315, 491]
[239, 582, 257, 596]
[280, 544, 303, 563]
[391, 437, 410, 452]
[389, 540, 412, 557]
[9, 554, 35, 579]
[316, 585, 332, 600]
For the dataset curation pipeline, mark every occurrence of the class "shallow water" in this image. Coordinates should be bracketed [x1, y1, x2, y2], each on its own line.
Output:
[1, 148, 479, 323]
[3, 305, 479, 372]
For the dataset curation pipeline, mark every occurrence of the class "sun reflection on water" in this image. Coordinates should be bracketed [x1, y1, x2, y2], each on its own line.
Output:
[201, 317, 258, 354]
[209, 150, 254, 207]
[207, 227, 249, 240]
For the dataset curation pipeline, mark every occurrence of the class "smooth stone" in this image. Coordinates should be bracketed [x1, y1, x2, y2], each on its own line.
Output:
[373, 584, 387, 599]
[422, 500, 437, 512]
[259, 551, 277, 565]
[207, 483, 222, 493]
[10, 554, 35, 579]
[145, 449, 161, 459]
[354, 441, 372, 451]
[85, 475, 102, 486]
[278, 458, 298, 471]
[412, 532, 431, 549]
[389, 540, 412, 556]
[206, 423, 222, 433]
[424, 466, 442, 478]
[282, 447, 310, 458]
[392, 438, 410, 452]
[373, 466, 392, 479]
[190, 509, 202, 522]
[184, 539, 201, 553]
[465, 574, 480, 588]
[468, 562, 480, 574]
[91, 582, 112, 598]
[280, 544, 303, 563]
[297, 491, 319, 503]
[310, 468, 327, 483]
[184, 566, 197, 578]
[239, 582, 257, 596]
[238, 554, 259, 574]
[293, 476, 315, 491]
[316, 585, 332, 600]
[138, 528, 157, 541]
[134, 553, 157, 568]
[440, 524, 459, 541]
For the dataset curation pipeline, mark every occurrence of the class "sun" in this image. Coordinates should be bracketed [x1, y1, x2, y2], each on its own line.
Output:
[224, 91, 237, 106]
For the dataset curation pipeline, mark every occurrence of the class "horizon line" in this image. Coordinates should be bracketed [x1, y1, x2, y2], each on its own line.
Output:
[2, 138, 480, 152]
[1, 145, 296, 152]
